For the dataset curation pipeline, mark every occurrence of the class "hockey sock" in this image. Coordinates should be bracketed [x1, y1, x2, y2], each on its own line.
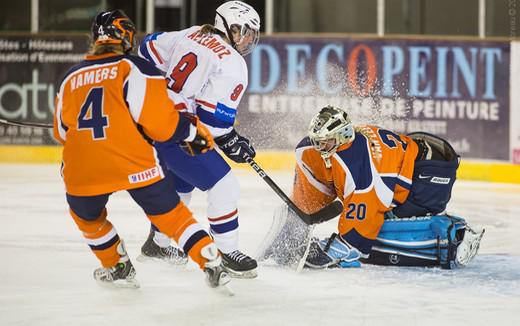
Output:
[208, 209, 239, 253]
[69, 208, 121, 268]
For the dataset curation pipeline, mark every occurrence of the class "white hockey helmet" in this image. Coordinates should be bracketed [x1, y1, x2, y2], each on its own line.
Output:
[308, 106, 355, 160]
[214, 1, 260, 56]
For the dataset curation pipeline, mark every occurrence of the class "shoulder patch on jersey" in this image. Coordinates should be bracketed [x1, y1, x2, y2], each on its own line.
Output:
[296, 137, 313, 150]
[335, 133, 372, 190]
[124, 55, 164, 77]
[143, 32, 165, 42]
[139, 33, 166, 65]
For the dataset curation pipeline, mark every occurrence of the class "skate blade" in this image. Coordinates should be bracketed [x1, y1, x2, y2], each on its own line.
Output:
[136, 254, 152, 263]
[136, 254, 188, 266]
[218, 283, 235, 296]
[206, 272, 234, 296]
[212, 278, 234, 296]
[96, 278, 141, 289]
[224, 268, 258, 279]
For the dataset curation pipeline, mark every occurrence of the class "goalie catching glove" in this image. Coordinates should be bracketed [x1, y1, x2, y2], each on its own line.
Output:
[215, 129, 256, 163]
[179, 113, 215, 156]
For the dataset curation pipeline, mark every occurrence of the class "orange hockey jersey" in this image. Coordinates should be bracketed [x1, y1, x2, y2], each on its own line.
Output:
[292, 125, 419, 255]
[54, 53, 188, 196]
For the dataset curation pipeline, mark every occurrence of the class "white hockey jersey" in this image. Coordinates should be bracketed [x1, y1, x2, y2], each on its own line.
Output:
[138, 26, 248, 137]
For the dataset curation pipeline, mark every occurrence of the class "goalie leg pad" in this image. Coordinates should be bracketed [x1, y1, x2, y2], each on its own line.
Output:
[365, 215, 481, 269]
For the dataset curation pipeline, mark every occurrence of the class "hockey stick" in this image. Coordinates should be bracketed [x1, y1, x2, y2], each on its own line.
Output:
[0, 118, 53, 129]
[295, 225, 316, 273]
[243, 153, 343, 225]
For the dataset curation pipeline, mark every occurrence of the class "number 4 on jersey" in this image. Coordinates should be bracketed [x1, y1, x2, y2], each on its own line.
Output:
[78, 87, 109, 140]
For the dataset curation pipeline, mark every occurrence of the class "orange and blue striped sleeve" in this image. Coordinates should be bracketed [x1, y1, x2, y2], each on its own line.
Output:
[122, 55, 190, 142]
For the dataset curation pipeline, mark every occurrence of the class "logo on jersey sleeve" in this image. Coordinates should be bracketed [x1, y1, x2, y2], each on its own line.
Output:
[215, 102, 236, 124]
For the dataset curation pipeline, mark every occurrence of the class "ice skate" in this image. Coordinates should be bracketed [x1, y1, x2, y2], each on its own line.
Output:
[305, 235, 361, 269]
[93, 241, 140, 289]
[202, 244, 233, 296]
[221, 250, 258, 279]
[137, 230, 188, 265]
[456, 226, 485, 267]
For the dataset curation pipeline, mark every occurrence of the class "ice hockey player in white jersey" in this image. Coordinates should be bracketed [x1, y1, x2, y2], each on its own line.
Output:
[137, 1, 260, 278]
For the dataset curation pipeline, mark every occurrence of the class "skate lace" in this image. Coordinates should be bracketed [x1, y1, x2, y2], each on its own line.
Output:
[96, 268, 113, 281]
[227, 250, 249, 262]
[95, 264, 122, 281]
[163, 246, 179, 258]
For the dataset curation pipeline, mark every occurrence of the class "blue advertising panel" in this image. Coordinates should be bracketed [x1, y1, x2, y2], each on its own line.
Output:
[241, 36, 510, 160]
[0, 34, 511, 161]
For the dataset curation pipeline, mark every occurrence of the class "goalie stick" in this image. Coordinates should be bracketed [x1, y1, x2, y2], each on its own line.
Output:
[295, 224, 316, 273]
[0, 118, 53, 129]
[243, 153, 343, 225]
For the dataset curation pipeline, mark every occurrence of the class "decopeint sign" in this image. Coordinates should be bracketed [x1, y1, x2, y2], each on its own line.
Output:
[0, 34, 515, 162]
[241, 36, 511, 161]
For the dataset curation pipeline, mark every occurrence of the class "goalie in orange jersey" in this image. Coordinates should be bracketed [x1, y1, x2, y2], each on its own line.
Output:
[258, 106, 483, 270]
[53, 9, 231, 291]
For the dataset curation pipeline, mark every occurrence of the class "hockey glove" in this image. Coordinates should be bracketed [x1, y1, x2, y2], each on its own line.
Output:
[305, 234, 361, 269]
[214, 129, 256, 163]
[179, 113, 215, 156]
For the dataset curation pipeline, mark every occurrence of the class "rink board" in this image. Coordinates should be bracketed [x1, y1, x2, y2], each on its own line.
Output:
[1, 145, 519, 184]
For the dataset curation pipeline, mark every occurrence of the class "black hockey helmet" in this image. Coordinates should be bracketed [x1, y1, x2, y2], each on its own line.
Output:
[91, 9, 136, 53]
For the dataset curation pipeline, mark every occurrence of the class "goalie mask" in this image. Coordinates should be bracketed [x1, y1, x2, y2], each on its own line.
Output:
[308, 106, 355, 163]
[215, 1, 260, 56]
[91, 10, 136, 53]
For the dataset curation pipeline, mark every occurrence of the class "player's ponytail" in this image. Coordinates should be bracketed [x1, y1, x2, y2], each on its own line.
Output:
[88, 43, 125, 55]
[200, 24, 226, 39]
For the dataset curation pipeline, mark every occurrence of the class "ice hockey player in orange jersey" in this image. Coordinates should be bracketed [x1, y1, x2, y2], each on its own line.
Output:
[293, 106, 420, 267]
[53, 9, 231, 292]
[258, 105, 483, 269]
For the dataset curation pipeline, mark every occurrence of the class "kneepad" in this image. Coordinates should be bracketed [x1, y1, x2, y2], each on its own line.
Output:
[363, 215, 468, 269]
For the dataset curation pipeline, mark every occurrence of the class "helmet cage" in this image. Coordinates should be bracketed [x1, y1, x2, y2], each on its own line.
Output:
[308, 106, 355, 159]
[230, 23, 259, 56]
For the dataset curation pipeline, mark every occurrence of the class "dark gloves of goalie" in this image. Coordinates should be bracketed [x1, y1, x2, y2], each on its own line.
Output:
[215, 129, 256, 163]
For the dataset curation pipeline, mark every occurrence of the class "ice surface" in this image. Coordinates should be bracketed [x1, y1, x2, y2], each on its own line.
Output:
[0, 164, 519, 326]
